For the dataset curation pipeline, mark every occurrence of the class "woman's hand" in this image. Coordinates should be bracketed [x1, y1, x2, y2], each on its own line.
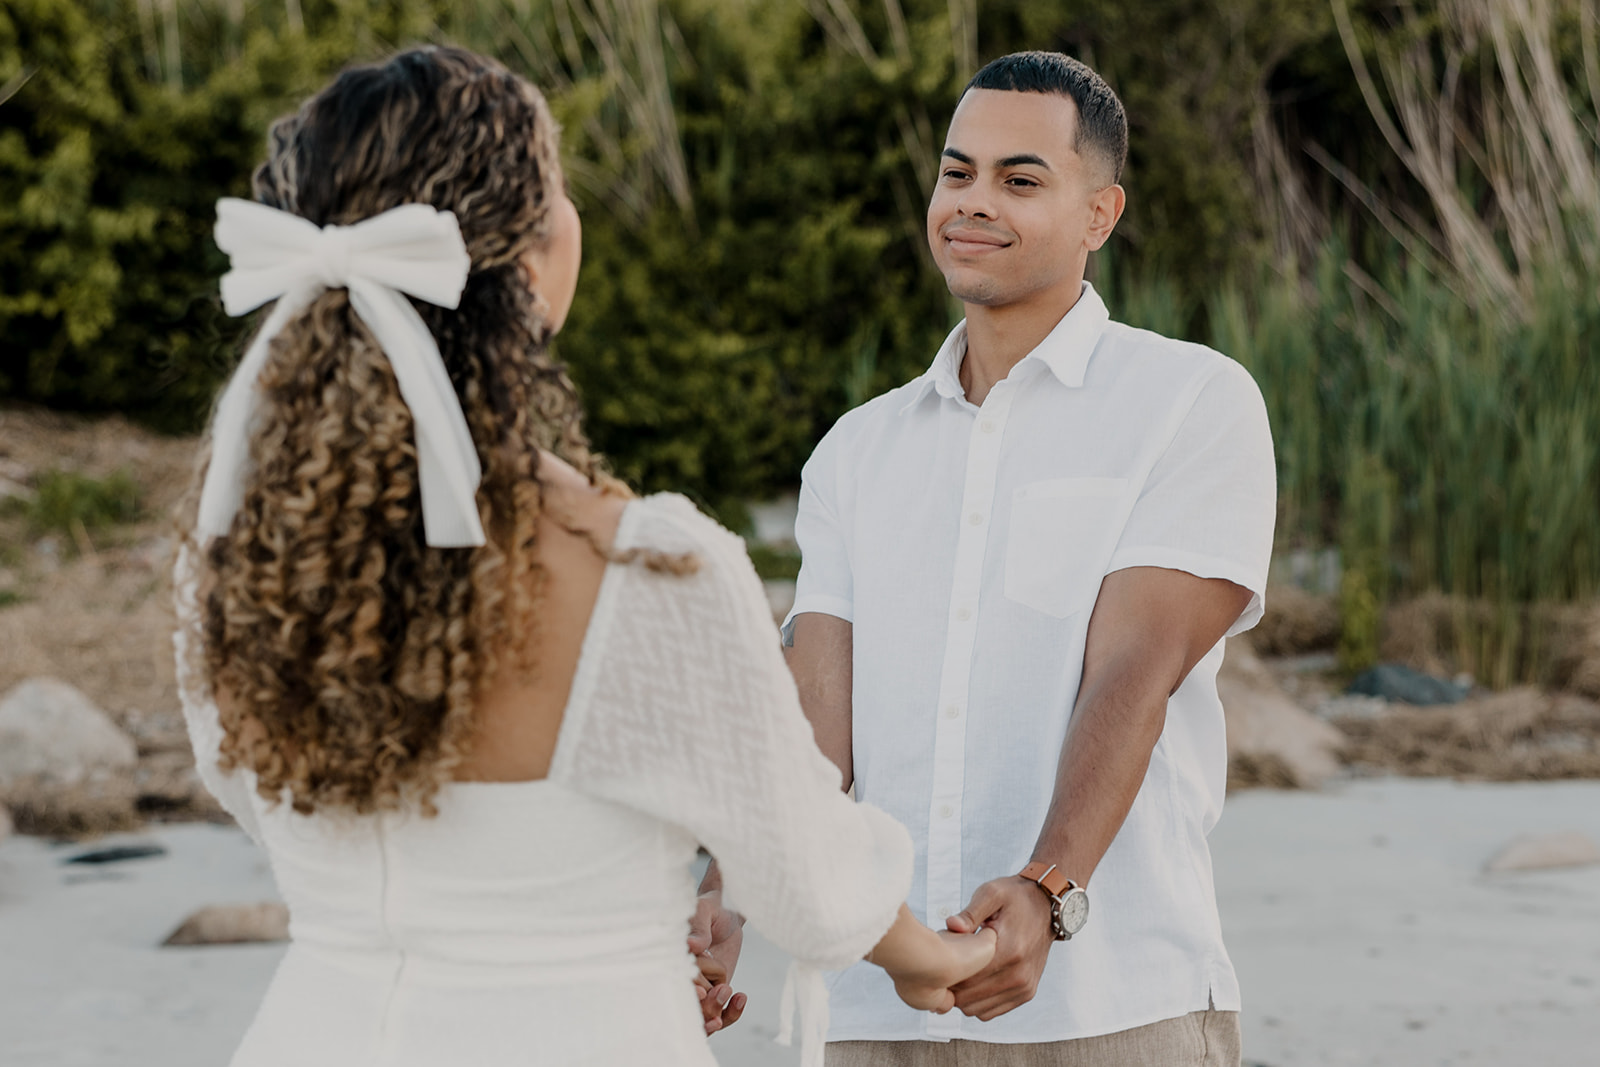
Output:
[876, 923, 998, 1014]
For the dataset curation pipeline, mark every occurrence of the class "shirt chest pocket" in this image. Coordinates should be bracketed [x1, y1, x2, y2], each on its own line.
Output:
[1003, 477, 1129, 619]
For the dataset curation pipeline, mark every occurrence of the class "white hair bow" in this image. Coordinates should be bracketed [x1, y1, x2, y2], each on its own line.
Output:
[197, 197, 485, 548]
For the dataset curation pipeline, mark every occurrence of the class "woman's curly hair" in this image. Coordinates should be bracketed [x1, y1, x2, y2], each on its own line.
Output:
[176, 46, 669, 818]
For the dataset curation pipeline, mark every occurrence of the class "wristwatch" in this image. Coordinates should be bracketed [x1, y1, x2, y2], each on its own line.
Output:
[1019, 861, 1089, 941]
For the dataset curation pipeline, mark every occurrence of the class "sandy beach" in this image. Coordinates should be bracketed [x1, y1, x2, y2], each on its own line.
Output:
[3, 777, 1597, 1067]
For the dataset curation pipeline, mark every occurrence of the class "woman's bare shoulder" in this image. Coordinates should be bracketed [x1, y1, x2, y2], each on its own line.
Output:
[535, 451, 627, 550]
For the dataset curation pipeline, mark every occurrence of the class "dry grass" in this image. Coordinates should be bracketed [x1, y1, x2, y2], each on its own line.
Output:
[1252, 584, 1341, 656]
[1333, 687, 1600, 780]
[1380, 591, 1596, 690]
[1226, 751, 1300, 792]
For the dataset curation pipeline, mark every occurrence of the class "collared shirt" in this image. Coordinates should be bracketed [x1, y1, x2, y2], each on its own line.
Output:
[782, 282, 1277, 1043]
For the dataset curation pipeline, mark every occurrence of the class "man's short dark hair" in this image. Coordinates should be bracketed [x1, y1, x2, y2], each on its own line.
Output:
[965, 51, 1128, 184]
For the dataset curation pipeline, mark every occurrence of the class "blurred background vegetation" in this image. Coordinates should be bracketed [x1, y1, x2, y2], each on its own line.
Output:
[4, 0, 1600, 687]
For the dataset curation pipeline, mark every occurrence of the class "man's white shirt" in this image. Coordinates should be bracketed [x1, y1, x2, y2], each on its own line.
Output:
[782, 282, 1276, 1043]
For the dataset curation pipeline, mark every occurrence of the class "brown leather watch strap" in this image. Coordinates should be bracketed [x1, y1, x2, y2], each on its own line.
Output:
[1019, 860, 1074, 899]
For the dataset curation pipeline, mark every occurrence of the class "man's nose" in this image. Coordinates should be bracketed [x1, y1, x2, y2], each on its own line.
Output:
[955, 187, 996, 220]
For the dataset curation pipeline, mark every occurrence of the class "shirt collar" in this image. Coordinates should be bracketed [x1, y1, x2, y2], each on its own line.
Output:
[898, 282, 1111, 415]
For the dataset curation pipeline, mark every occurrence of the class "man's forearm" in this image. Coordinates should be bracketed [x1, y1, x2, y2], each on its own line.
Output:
[1030, 658, 1173, 886]
[784, 613, 854, 791]
[1031, 567, 1250, 887]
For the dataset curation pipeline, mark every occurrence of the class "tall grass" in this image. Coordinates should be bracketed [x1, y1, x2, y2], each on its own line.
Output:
[1204, 243, 1600, 684]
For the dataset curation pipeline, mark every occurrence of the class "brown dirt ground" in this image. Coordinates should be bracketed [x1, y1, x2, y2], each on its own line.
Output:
[0, 406, 220, 833]
[1, 407, 1597, 834]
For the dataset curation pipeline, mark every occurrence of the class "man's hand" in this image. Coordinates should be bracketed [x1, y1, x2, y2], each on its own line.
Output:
[687, 889, 746, 1034]
[943, 876, 1055, 1021]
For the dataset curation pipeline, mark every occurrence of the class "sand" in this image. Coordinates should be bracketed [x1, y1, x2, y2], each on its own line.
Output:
[2, 778, 1597, 1066]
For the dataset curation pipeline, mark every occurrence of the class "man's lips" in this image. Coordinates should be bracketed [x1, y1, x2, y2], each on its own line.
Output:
[943, 230, 1011, 254]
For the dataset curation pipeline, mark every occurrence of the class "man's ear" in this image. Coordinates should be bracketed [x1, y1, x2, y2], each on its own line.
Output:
[1084, 184, 1126, 252]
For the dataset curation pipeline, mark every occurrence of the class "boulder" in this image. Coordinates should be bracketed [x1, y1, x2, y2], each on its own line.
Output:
[1219, 639, 1345, 789]
[0, 678, 138, 789]
[1485, 831, 1600, 872]
[1348, 663, 1468, 706]
[163, 902, 290, 946]
[0, 678, 141, 834]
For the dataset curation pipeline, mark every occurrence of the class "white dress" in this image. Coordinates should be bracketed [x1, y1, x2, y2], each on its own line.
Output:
[175, 493, 914, 1067]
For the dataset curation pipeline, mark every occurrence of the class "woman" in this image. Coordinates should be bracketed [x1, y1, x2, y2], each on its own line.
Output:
[174, 45, 993, 1067]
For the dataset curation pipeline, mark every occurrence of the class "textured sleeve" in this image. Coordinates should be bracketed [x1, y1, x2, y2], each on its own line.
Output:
[1108, 359, 1278, 635]
[172, 547, 264, 847]
[555, 496, 912, 972]
[782, 419, 854, 640]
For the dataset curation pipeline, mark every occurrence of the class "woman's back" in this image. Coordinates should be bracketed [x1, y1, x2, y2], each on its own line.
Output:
[180, 492, 915, 1067]
[451, 453, 624, 784]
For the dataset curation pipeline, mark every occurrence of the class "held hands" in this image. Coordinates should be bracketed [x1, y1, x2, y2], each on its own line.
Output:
[687, 889, 747, 1034]
[942, 876, 1056, 1021]
[883, 926, 999, 1014]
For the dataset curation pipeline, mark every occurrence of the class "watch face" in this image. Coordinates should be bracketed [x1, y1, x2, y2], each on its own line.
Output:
[1059, 889, 1089, 935]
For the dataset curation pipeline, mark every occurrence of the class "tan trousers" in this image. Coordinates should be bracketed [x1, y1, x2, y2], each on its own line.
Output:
[825, 1010, 1241, 1067]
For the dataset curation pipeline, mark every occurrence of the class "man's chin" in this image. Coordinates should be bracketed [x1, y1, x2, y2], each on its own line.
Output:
[945, 278, 1011, 307]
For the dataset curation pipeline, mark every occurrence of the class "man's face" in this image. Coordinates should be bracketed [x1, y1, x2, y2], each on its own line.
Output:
[926, 89, 1121, 308]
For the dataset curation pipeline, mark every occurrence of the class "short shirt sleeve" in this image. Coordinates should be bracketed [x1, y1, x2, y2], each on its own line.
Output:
[783, 419, 854, 638]
[1107, 360, 1278, 635]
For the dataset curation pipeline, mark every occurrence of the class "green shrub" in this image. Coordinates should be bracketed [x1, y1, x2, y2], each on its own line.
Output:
[10, 469, 143, 534]
[746, 543, 802, 582]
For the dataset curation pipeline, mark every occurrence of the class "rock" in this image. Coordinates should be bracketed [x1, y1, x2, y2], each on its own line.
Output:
[163, 902, 290, 946]
[0, 679, 141, 835]
[0, 678, 138, 789]
[0, 805, 12, 844]
[1485, 831, 1600, 872]
[1348, 663, 1468, 706]
[63, 843, 167, 866]
[1219, 639, 1345, 789]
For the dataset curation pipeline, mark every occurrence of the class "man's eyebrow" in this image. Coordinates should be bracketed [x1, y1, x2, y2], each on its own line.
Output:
[941, 148, 976, 166]
[997, 153, 1051, 170]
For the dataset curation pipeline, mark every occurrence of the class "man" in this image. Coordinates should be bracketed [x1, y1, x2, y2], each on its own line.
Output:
[697, 50, 1275, 1065]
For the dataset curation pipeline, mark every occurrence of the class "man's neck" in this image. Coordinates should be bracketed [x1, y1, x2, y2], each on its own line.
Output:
[959, 280, 1085, 407]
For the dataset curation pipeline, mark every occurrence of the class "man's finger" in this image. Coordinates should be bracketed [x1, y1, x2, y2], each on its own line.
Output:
[947, 881, 1005, 934]
[721, 992, 747, 1028]
[950, 968, 1008, 1003]
[697, 955, 730, 987]
[962, 989, 1023, 1021]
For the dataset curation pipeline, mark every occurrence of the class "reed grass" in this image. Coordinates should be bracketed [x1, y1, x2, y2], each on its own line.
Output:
[1205, 243, 1600, 685]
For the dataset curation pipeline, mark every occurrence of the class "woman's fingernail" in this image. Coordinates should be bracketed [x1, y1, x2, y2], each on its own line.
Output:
[716, 987, 732, 1007]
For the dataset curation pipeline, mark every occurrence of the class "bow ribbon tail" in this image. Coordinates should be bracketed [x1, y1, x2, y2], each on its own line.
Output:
[195, 285, 322, 542]
[775, 961, 830, 1067]
[348, 282, 486, 548]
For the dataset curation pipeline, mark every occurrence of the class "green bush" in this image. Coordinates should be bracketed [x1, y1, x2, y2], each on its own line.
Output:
[7, 468, 143, 534]
[1, 0, 1347, 503]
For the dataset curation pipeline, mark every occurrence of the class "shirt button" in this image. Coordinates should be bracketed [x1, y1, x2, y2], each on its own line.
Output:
[944, 704, 961, 720]
[968, 512, 984, 526]
[937, 906, 952, 920]
[955, 606, 972, 621]
[980, 420, 996, 433]
[938, 804, 954, 819]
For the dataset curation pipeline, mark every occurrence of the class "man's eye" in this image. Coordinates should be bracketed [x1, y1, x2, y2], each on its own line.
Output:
[1007, 177, 1039, 188]
[942, 169, 971, 181]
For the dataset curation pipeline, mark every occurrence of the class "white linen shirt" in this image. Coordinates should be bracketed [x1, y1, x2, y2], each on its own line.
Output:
[782, 282, 1276, 1044]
